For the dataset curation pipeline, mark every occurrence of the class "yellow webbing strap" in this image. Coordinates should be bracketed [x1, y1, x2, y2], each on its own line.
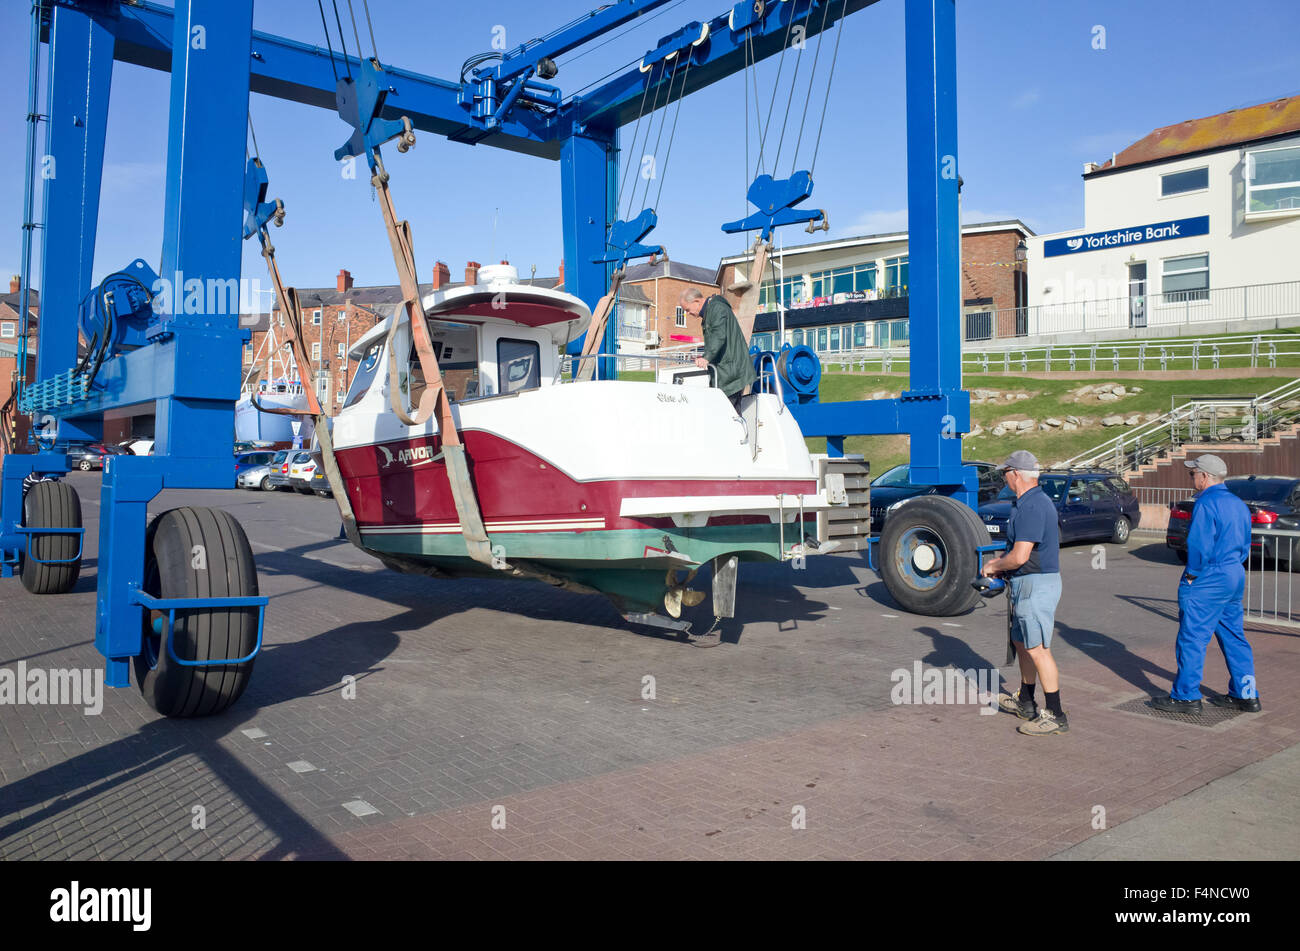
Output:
[725, 238, 771, 345]
[573, 268, 625, 383]
[370, 156, 494, 569]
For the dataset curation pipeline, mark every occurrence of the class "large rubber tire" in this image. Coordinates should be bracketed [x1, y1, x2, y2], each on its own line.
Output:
[19, 480, 82, 594]
[879, 495, 985, 616]
[133, 507, 259, 718]
[1110, 516, 1131, 545]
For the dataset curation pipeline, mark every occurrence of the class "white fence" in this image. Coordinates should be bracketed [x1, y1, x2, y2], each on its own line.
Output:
[1245, 529, 1300, 629]
[1001, 280, 1300, 339]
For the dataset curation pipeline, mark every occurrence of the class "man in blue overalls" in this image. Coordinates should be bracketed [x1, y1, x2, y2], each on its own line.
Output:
[1154, 454, 1261, 713]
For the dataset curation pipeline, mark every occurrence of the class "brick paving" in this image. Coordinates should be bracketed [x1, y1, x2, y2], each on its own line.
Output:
[1, 472, 1298, 860]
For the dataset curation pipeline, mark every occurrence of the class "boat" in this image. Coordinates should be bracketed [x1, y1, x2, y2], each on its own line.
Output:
[329, 263, 841, 627]
[234, 378, 315, 445]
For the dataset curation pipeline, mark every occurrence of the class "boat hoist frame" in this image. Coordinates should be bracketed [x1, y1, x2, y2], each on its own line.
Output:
[4, 0, 978, 708]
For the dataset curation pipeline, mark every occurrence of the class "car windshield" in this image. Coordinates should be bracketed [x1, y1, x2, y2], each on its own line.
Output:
[997, 475, 1068, 502]
[1226, 479, 1295, 504]
[273, 451, 288, 463]
[872, 465, 911, 487]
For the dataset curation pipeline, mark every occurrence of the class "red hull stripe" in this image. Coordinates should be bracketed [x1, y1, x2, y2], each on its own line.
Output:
[334, 429, 818, 531]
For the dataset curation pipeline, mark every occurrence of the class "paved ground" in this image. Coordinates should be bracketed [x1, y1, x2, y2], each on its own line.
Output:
[1, 472, 1298, 860]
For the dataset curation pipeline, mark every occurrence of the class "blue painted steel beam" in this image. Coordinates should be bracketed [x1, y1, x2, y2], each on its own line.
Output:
[37, 5, 113, 420]
[484, 0, 674, 84]
[96, 0, 557, 158]
[901, 0, 972, 501]
[568, 0, 882, 132]
[560, 132, 618, 372]
[92, 0, 256, 684]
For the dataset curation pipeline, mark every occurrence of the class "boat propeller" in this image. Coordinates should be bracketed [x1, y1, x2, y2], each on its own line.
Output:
[664, 568, 705, 619]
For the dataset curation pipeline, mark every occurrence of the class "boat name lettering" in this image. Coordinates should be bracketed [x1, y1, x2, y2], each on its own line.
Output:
[656, 392, 689, 404]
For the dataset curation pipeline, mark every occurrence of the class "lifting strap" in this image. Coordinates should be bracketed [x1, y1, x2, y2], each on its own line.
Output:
[725, 237, 771, 345]
[573, 267, 625, 383]
[369, 155, 496, 569]
[255, 234, 365, 549]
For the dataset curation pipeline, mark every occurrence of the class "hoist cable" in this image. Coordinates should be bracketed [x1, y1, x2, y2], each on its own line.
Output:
[772, 0, 818, 175]
[641, 56, 687, 213]
[563, 0, 687, 71]
[624, 64, 668, 220]
[346, 0, 366, 69]
[746, 32, 764, 177]
[615, 76, 654, 221]
[248, 114, 261, 160]
[330, 0, 352, 79]
[362, 0, 379, 61]
[809, 0, 849, 175]
[316, 0, 339, 82]
[791, 0, 835, 174]
[753, 5, 799, 179]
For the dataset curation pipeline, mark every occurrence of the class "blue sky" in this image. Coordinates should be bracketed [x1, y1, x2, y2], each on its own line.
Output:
[2, 0, 1298, 305]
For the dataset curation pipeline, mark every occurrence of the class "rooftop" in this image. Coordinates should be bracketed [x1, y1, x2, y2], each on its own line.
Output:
[1090, 94, 1300, 175]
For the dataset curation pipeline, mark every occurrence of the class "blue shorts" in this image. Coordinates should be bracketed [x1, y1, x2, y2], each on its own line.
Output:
[1008, 572, 1061, 649]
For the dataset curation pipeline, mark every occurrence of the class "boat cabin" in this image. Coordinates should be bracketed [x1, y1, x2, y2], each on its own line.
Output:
[342, 264, 590, 412]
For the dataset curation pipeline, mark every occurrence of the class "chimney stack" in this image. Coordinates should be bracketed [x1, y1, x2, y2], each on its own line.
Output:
[431, 260, 450, 290]
[336, 268, 353, 293]
[557, 259, 565, 289]
[465, 260, 481, 285]
[9, 275, 20, 295]
[500, 259, 509, 266]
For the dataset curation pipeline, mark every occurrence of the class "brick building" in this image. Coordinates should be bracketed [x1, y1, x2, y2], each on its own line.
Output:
[1, 276, 39, 457]
[619, 259, 720, 349]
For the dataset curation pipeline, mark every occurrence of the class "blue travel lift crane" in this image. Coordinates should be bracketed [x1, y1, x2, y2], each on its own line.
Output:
[2, 0, 991, 717]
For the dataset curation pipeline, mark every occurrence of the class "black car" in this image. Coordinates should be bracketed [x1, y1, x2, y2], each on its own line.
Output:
[870, 461, 1003, 533]
[1166, 475, 1300, 565]
[978, 470, 1140, 545]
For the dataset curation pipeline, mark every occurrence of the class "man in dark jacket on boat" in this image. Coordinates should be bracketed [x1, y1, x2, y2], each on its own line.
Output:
[680, 288, 757, 411]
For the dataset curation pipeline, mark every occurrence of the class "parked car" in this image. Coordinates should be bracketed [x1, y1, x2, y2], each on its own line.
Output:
[121, 438, 154, 456]
[267, 450, 301, 491]
[870, 460, 1004, 533]
[1166, 475, 1300, 565]
[234, 450, 278, 486]
[978, 469, 1140, 545]
[308, 454, 333, 497]
[287, 451, 318, 494]
[237, 463, 275, 491]
[66, 443, 129, 471]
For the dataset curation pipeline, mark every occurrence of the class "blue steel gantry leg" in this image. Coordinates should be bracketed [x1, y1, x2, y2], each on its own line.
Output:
[95, 0, 256, 687]
[37, 4, 114, 446]
[901, 0, 974, 506]
[560, 132, 618, 378]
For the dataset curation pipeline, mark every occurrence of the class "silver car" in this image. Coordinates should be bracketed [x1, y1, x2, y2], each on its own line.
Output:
[237, 463, 275, 491]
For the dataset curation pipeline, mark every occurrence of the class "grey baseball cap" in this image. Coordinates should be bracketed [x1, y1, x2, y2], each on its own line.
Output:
[1184, 454, 1228, 478]
[996, 450, 1040, 472]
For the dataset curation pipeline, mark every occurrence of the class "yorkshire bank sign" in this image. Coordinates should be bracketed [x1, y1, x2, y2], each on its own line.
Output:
[1044, 215, 1209, 257]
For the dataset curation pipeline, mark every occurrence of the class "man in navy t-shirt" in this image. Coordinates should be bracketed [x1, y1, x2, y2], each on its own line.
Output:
[981, 450, 1067, 736]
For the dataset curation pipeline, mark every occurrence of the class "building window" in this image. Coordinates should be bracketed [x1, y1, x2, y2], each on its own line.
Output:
[758, 275, 806, 312]
[829, 326, 841, 350]
[1246, 145, 1300, 214]
[816, 327, 828, 350]
[791, 329, 804, 346]
[1160, 166, 1208, 196]
[811, 264, 877, 298]
[1162, 254, 1209, 301]
[337, 342, 345, 358]
[890, 318, 910, 346]
[852, 322, 867, 348]
[0, 323, 14, 339]
[311, 342, 321, 361]
[312, 309, 322, 325]
[883, 256, 909, 298]
[675, 306, 686, 328]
